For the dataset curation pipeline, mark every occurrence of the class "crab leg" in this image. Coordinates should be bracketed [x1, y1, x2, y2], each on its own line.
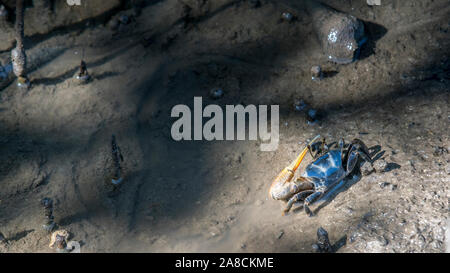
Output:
[304, 191, 324, 216]
[283, 189, 314, 215]
[269, 135, 321, 199]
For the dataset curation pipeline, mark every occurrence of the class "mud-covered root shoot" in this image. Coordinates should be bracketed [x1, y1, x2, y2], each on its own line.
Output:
[312, 227, 333, 253]
[76, 60, 90, 83]
[11, 0, 30, 88]
[41, 197, 55, 232]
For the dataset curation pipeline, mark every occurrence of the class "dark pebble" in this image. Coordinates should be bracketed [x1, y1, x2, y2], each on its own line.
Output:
[281, 12, 294, 22]
[119, 15, 130, 25]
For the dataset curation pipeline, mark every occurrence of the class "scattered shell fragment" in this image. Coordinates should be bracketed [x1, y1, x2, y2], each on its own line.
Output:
[49, 230, 69, 249]
[367, 0, 381, 6]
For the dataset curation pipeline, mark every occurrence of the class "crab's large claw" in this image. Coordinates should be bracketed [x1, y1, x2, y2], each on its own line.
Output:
[269, 135, 321, 200]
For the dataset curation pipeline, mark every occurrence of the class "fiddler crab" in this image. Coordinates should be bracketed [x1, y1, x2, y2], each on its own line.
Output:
[269, 135, 372, 216]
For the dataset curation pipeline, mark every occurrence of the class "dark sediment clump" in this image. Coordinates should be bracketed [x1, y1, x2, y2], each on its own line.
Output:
[312, 227, 334, 253]
[306, 0, 367, 64]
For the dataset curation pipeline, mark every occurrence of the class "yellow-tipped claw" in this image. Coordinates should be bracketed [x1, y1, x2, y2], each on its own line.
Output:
[269, 135, 321, 199]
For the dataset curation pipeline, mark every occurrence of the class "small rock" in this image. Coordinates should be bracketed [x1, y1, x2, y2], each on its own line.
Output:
[360, 162, 375, 175]
[379, 182, 397, 190]
[311, 66, 323, 80]
[281, 12, 294, 22]
[66, 240, 81, 253]
[307, 109, 318, 121]
[277, 231, 284, 239]
[345, 207, 354, 215]
[293, 99, 307, 112]
[373, 158, 387, 172]
[209, 88, 224, 99]
[108, 19, 120, 30]
[433, 146, 448, 157]
[367, 0, 381, 5]
[118, 15, 130, 25]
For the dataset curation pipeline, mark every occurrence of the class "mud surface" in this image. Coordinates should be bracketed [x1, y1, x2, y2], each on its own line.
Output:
[0, 0, 448, 253]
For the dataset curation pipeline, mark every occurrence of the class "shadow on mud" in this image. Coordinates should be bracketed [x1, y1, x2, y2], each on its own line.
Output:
[359, 21, 388, 61]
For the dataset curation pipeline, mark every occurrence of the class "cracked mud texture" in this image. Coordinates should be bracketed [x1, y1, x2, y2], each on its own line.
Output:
[0, 0, 448, 252]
